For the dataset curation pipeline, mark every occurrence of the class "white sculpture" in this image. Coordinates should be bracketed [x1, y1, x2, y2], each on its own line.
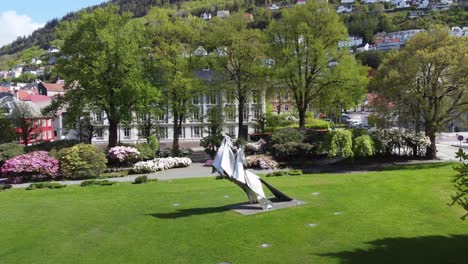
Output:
[212, 136, 292, 210]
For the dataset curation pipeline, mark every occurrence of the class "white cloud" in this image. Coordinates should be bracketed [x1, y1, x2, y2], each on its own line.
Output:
[0, 11, 44, 48]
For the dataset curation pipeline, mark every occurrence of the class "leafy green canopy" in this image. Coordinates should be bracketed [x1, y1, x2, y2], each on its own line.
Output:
[50, 5, 158, 147]
[371, 27, 468, 159]
[267, 0, 368, 128]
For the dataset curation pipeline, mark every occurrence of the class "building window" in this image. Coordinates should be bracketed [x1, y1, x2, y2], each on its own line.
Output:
[95, 112, 102, 123]
[253, 109, 261, 119]
[156, 114, 164, 121]
[207, 93, 217, 105]
[48, 119, 52, 127]
[192, 126, 202, 138]
[226, 109, 236, 122]
[123, 127, 131, 138]
[276, 93, 280, 102]
[54, 130, 57, 137]
[43, 131, 47, 139]
[96, 129, 103, 139]
[226, 92, 235, 104]
[285, 105, 289, 111]
[179, 128, 185, 138]
[193, 108, 201, 122]
[243, 109, 249, 120]
[157, 127, 168, 139]
[192, 96, 199, 105]
[228, 125, 235, 136]
[285, 93, 289, 101]
[252, 90, 258, 103]
[42, 119, 46, 127]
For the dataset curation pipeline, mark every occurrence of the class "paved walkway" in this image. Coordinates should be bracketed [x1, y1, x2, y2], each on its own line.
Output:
[8, 163, 279, 189]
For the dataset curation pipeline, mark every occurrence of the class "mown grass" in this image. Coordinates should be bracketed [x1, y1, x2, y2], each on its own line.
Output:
[0, 163, 466, 264]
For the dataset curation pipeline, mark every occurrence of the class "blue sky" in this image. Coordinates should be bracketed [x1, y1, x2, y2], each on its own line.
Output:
[1, 0, 107, 23]
[0, 0, 107, 47]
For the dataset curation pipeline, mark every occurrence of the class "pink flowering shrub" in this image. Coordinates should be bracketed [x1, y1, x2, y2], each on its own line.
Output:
[107, 146, 140, 167]
[0, 151, 59, 183]
[245, 155, 278, 170]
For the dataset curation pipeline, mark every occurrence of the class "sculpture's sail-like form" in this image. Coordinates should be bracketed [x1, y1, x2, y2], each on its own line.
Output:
[212, 136, 292, 210]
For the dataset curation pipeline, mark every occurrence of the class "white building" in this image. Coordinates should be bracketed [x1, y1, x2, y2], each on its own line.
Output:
[337, 5, 353, 13]
[60, 69, 265, 148]
[194, 46, 208, 56]
[269, 4, 281, 10]
[417, 0, 429, 9]
[356, 43, 377, 52]
[217, 10, 230, 18]
[338, 36, 363, 48]
[200, 13, 212, 20]
[450, 26, 468, 37]
[47, 48, 59, 54]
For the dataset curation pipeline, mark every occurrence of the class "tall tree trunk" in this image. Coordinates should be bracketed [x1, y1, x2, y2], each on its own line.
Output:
[238, 96, 246, 140]
[108, 119, 118, 148]
[298, 108, 306, 129]
[425, 124, 437, 160]
[173, 114, 180, 156]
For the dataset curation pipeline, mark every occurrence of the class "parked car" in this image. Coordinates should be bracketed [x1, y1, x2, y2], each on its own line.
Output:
[348, 120, 361, 128]
[340, 114, 351, 124]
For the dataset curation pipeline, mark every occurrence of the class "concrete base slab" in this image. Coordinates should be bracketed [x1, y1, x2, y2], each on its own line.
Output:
[227, 199, 305, 215]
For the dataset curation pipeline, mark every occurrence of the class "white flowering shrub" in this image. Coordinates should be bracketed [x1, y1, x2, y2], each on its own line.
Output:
[245, 139, 267, 154]
[245, 155, 278, 170]
[370, 129, 430, 157]
[132, 157, 192, 173]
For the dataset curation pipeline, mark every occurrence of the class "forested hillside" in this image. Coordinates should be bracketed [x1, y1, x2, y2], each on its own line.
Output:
[1, 0, 467, 59]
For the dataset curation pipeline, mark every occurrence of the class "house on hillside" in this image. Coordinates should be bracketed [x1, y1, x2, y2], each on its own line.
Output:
[217, 10, 230, 18]
[194, 46, 208, 56]
[337, 5, 353, 13]
[200, 13, 212, 20]
[450, 27, 468, 37]
[338, 36, 363, 48]
[269, 4, 281, 10]
[244, 13, 254, 22]
[47, 47, 60, 54]
[38, 82, 65, 97]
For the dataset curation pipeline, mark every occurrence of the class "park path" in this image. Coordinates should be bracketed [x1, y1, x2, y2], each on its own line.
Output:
[7, 163, 279, 189]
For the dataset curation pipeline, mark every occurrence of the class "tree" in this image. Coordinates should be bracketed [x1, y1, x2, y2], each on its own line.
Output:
[144, 9, 204, 155]
[267, 0, 368, 128]
[54, 5, 155, 147]
[451, 149, 468, 220]
[371, 27, 468, 159]
[11, 102, 40, 146]
[200, 107, 224, 159]
[0, 111, 15, 143]
[207, 13, 267, 139]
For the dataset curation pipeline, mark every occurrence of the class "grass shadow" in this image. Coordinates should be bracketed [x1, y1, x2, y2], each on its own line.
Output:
[148, 206, 230, 219]
[319, 234, 468, 264]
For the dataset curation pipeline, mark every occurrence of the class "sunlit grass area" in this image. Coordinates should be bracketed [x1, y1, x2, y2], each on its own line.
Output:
[0, 163, 466, 264]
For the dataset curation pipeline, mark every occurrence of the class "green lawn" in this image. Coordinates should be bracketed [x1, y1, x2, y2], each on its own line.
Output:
[0, 163, 467, 264]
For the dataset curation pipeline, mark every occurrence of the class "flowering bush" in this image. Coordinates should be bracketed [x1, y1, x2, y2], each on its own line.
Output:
[246, 155, 278, 170]
[132, 157, 192, 174]
[108, 146, 140, 166]
[370, 129, 430, 157]
[245, 139, 267, 155]
[0, 151, 59, 183]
